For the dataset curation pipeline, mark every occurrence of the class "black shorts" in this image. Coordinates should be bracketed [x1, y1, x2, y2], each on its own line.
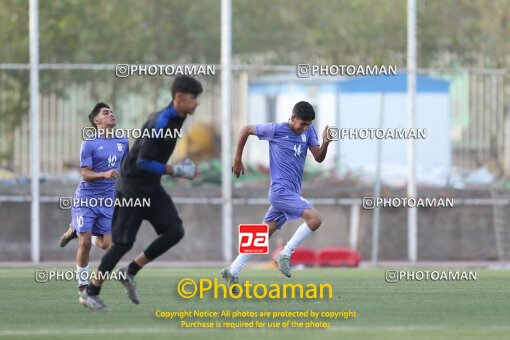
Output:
[111, 186, 182, 244]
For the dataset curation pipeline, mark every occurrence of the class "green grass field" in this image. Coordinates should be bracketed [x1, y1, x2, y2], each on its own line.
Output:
[0, 267, 509, 339]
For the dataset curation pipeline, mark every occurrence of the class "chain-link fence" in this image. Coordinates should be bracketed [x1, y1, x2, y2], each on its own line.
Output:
[0, 65, 509, 179]
[1, 64, 510, 261]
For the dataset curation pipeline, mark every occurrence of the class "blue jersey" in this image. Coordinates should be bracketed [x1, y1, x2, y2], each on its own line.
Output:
[75, 137, 129, 199]
[255, 122, 319, 194]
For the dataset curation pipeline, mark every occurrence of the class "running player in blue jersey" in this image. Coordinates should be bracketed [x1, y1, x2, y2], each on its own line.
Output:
[222, 101, 331, 289]
[59, 103, 129, 293]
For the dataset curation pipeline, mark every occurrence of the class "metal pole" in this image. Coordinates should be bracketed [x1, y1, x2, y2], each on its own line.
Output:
[407, 0, 418, 262]
[349, 204, 360, 250]
[29, 0, 40, 263]
[371, 93, 385, 265]
[239, 72, 249, 160]
[221, 0, 233, 262]
[335, 91, 341, 171]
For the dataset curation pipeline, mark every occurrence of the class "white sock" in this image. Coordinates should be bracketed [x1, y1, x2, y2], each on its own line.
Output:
[76, 265, 89, 286]
[280, 222, 314, 257]
[91, 235, 99, 248]
[229, 254, 253, 277]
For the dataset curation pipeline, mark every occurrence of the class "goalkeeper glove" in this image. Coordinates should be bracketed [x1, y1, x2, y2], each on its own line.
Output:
[172, 158, 196, 179]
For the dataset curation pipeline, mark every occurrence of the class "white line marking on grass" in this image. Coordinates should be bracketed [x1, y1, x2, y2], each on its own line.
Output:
[328, 326, 447, 332]
[3, 325, 510, 336]
[327, 325, 510, 332]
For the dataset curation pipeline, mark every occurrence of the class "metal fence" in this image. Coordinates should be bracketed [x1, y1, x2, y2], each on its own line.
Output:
[439, 70, 510, 175]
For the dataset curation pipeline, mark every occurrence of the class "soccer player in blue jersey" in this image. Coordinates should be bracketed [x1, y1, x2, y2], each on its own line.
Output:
[221, 101, 331, 288]
[79, 76, 202, 311]
[58, 103, 129, 293]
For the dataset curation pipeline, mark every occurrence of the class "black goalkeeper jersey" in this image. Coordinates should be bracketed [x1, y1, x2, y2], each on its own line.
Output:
[116, 103, 186, 195]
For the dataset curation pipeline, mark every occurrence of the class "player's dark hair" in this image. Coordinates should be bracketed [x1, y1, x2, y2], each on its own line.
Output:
[88, 102, 111, 129]
[171, 76, 203, 98]
[293, 101, 315, 121]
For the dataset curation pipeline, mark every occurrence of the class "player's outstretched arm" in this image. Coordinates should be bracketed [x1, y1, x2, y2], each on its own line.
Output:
[309, 125, 331, 163]
[232, 125, 255, 178]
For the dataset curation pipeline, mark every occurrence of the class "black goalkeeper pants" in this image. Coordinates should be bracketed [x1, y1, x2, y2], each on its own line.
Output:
[97, 186, 184, 275]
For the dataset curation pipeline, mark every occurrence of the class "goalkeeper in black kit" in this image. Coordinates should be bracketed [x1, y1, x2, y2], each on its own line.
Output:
[80, 76, 203, 311]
